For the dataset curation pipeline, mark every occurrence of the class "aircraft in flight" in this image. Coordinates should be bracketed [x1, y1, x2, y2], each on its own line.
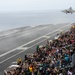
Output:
[61, 7, 75, 14]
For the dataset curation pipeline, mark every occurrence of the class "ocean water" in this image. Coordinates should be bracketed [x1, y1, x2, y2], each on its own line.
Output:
[0, 10, 75, 31]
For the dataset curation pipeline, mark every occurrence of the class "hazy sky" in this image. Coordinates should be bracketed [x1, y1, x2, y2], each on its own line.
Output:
[0, 0, 75, 12]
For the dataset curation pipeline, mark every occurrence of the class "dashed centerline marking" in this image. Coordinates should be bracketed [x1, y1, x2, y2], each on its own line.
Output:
[16, 47, 29, 50]
[42, 35, 50, 39]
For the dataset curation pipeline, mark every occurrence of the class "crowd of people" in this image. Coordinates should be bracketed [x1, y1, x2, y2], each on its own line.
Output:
[5, 25, 75, 75]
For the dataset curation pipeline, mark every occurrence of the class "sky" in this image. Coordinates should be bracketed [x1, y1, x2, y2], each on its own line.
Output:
[0, 0, 75, 12]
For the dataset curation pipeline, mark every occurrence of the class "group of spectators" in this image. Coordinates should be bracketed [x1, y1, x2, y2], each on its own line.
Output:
[5, 25, 75, 75]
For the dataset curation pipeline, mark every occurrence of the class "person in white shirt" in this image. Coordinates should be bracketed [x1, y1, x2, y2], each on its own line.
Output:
[67, 68, 73, 75]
